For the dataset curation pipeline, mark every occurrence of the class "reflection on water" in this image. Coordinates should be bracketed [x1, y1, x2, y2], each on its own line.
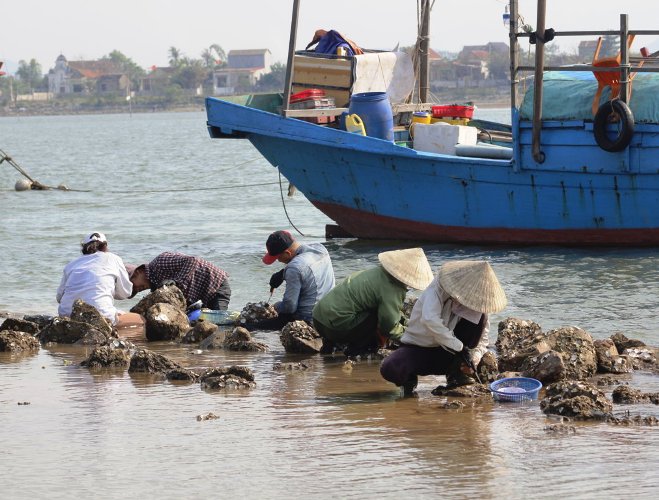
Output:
[2, 335, 659, 499]
[2, 111, 659, 497]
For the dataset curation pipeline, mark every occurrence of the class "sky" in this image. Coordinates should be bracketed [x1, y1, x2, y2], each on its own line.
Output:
[1, 0, 657, 74]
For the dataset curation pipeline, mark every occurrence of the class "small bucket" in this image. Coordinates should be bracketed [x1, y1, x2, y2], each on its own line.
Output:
[412, 111, 431, 124]
[410, 111, 432, 139]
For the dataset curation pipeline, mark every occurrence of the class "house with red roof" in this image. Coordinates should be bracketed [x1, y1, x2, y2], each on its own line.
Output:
[47, 55, 130, 95]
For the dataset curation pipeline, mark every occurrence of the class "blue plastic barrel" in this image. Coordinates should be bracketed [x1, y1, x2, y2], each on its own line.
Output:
[348, 92, 394, 141]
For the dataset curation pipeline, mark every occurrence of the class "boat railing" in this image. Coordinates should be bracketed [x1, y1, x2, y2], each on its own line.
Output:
[510, 0, 659, 163]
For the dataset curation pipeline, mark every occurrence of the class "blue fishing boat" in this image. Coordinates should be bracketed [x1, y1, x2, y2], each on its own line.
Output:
[206, 0, 659, 246]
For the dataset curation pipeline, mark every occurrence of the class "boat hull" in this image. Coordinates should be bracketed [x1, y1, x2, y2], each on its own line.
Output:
[206, 98, 659, 246]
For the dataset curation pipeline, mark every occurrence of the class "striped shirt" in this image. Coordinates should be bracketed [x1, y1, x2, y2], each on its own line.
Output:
[145, 252, 228, 307]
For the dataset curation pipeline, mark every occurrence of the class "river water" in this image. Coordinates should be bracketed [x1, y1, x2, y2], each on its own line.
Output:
[1, 110, 658, 498]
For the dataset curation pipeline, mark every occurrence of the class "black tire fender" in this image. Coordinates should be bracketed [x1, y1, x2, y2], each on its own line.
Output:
[593, 99, 635, 152]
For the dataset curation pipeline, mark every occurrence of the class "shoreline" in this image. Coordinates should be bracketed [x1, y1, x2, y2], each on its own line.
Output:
[0, 98, 510, 119]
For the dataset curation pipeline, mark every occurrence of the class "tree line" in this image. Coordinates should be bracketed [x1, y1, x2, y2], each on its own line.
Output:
[0, 44, 287, 102]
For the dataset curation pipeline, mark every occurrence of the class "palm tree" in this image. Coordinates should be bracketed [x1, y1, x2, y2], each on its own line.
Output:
[168, 47, 182, 67]
[201, 44, 226, 69]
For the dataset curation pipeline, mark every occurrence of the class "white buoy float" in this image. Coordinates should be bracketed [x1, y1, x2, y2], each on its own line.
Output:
[15, 179, 33, 191]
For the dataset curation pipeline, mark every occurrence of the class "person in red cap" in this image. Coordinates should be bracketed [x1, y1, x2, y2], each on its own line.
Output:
[245, 230, 335, 331]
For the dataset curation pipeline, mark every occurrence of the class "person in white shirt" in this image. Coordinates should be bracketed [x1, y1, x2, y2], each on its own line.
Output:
[380, 260, 507, 396]
[56, 232, 133, 326]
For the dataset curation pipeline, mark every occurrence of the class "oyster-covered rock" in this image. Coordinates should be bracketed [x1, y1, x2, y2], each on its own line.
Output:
[181, 320, 218, 344]
[39, 317, 111, 345]
[431, 383, 491, 398]
[128, 348, 183, 374]
[130, 284, 187, 316]
[594, 338, 633, 374]
[144, 303, 189, 341]
[81, 344, 131, 369]
[238, 302, 278, 324]
[0, 318, 40, 335]
[166, 367, 199, 382]
[521, 350, 565, 384]
[0, 330, 40, 353]
[199, 366, 256, 390]
[544, 326, 597, 380]
[476, 351, 499, 383]
[496, 318, 544, 371]
[223, 327, 268, 352]
[70, 300, 113, 336]
[280, 320, 323, 353]
[611, 385, 659, 404]
[273, 361, 310, 371]
[540, 380, 612, 419]
[610, 332, 646, 352]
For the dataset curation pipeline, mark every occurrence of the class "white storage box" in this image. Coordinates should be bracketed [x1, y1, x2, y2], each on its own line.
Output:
[413, 122, 477, 155]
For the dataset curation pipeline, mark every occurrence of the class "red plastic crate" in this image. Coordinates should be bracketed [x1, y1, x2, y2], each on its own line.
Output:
[432, 105, 475, 119]
[290, 89, 326, 103]
[289, 97, 336, 110]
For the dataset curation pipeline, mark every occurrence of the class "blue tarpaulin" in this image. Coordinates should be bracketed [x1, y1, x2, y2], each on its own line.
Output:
[520, 71, 659, 123]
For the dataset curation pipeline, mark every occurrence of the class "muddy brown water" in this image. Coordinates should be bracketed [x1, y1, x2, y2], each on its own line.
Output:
[2, 325, 659, 499]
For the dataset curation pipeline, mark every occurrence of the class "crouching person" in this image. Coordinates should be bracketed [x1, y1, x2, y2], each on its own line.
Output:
[312, 248, 433, 356]
[380, 260, 507, 396]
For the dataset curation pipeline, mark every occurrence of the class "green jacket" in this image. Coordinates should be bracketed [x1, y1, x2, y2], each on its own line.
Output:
[312, 266, 407, 339]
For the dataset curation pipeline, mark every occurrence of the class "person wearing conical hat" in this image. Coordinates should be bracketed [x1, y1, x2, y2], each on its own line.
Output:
[380, 260, 507, 396]
[312, 248, 433, 356]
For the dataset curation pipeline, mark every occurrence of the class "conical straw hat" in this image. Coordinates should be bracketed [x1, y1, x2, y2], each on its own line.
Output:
[378, 248, 433, 290]
[438, 260, 507, 313]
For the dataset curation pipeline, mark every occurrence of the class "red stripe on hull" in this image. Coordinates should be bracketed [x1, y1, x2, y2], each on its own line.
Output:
[313, 201, 659, 246]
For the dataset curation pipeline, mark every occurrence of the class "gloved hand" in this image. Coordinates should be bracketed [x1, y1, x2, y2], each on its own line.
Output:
[269, 269, 285, 292]
[160, 279, 176, 288]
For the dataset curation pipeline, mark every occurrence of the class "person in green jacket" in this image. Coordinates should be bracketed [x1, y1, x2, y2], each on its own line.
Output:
[312, 248, 433, 356]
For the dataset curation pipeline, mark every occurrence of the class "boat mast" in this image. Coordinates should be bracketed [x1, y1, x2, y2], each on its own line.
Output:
[509, 0, 519, 112]
[531, 0, 547, 163]
[282, 0, 301, 116]
[419, 0, 431, 103]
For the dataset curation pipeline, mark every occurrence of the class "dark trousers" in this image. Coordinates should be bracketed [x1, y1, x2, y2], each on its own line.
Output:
[242, 313, 299, 332]
[380, 344, 457, 386]
[207, 279, 231, 310]
[313, 312, 379, 355]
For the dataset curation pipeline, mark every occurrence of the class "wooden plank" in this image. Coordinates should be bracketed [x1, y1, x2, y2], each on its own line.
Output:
[292, 55, 353, 89]
[284, 108, 348, 118]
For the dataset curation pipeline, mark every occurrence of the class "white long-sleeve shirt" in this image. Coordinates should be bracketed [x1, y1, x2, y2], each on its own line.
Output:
[56, 252, 133, 324]
[401, 279, 490, 365]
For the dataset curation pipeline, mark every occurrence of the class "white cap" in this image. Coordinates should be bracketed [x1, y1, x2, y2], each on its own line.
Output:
[82, 232, 107, 245]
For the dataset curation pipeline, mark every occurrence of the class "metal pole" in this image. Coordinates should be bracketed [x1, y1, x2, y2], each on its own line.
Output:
[419, 0, 430, 103]
[619, 14, 629, 103]
[281, 0, 300, 116]
[509, 0, 519, 111]
[531, 0, 547, 163]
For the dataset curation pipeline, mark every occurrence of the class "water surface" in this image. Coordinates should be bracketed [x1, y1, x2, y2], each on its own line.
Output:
[1, 110, 658, 498]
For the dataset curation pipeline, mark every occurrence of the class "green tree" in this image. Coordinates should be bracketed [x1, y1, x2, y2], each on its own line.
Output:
[101, 50, 146, 88]
[255, 62, 287, 92]
[169, 47, 183, 67]
[201, 44, 226, 69]
[172, 59, 207, 90]
[16, 59, 43, 91]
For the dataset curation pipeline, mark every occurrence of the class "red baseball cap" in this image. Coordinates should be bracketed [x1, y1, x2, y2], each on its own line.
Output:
[262, 230, 294, 264]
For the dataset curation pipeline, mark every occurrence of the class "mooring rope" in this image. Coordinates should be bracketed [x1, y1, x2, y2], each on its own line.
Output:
[0, 153, 269, 194]
[278, 169, 305, 237]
